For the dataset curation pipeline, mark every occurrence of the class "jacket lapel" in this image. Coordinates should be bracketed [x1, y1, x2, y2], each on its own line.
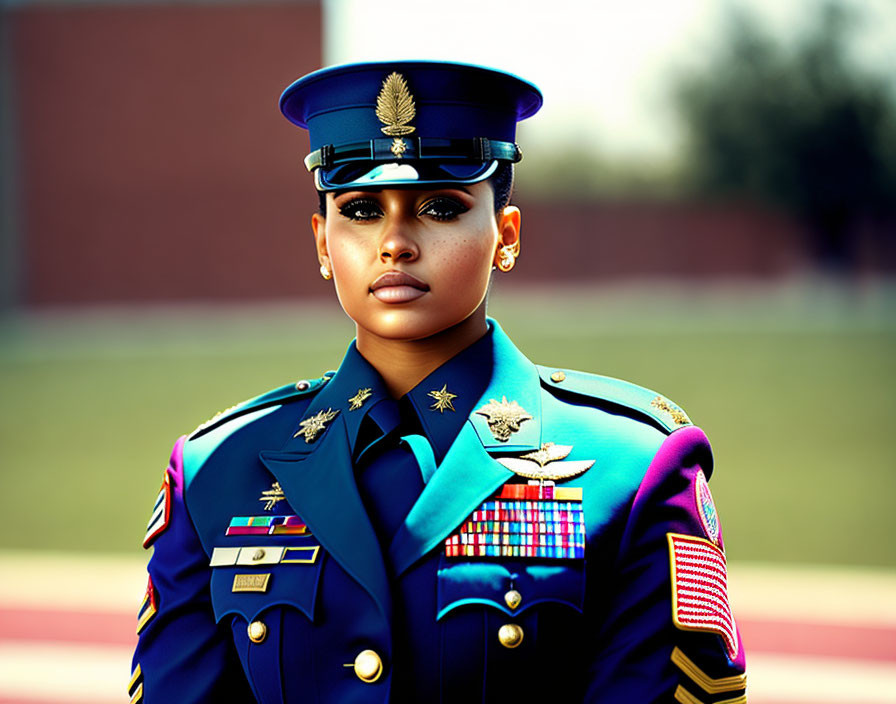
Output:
[389, 322, 544, 576]
[259, 416, 391, 622]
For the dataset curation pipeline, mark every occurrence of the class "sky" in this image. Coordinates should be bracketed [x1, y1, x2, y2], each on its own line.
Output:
[324, 0, 896, 164]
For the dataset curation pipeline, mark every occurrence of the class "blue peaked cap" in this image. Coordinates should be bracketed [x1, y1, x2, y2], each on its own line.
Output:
[280, 60, 543, 190]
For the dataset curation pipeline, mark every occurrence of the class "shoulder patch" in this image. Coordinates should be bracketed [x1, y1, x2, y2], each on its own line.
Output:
[668, 532, 738, 659]
[188, 374, 333, 441]
[695, 469, 721, 546]
[537, 366, 692, 434]
[142, 470, 171, 549]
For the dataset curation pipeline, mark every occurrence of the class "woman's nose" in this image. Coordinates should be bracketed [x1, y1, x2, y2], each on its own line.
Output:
[378, 219, 419, 262]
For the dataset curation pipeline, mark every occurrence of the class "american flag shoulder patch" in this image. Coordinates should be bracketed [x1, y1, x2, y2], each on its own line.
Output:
[143, 471, 172, 549]
[668, 532, 738, 659]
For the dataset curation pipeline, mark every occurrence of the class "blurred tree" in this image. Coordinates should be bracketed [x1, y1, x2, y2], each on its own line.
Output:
[673, 3, 896, 271]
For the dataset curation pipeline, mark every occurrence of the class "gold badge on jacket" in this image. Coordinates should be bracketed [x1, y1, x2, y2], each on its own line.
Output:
[475, 397, 532, 441]
[295, 408, 339, 443]
[496, 443, 594, 481]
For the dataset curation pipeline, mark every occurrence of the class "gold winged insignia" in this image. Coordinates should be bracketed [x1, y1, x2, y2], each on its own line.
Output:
[375, 72, 416, 157]
[497, 442, 595, 481]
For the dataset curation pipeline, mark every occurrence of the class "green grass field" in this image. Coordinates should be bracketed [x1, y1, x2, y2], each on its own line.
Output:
[2, 281, 894, 567]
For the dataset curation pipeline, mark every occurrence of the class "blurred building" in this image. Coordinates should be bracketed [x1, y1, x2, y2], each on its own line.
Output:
[1, 0, 892, 308]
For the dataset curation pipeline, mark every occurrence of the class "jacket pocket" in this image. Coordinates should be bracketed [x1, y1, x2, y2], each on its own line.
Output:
[209, 540, 325, 624]
[436, 558, 587, 701]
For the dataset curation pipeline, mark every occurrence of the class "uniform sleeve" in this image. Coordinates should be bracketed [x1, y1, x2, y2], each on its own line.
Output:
[585, 426, 747, 704]
[129, 436, 255, 703]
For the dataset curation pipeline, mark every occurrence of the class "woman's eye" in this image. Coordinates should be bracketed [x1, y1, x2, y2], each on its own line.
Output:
[338, 199, 383, 221]
[419, 197, 469, 221]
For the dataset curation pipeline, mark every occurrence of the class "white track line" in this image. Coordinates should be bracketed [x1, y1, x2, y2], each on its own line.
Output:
[0, 550, 146, 613]
[0, 642, 130, 703]
[746, 653, 896, 703]
[728, 563, 896, 627]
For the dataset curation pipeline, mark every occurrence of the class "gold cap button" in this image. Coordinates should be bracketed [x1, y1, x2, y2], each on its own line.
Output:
[550, 371, 566, 383]
[353, 649, 383, 683]
[498, 623, 524, 649]
[247, 620, 267, 644]
[504, 589, 522, 610]
[252, 549, 265, 561]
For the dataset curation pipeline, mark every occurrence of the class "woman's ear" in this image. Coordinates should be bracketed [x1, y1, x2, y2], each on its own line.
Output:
[494, 205, 521, 271]
[311, 212, 330, 271]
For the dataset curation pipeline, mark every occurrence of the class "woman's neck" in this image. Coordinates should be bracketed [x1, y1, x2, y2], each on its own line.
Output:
[356, 311, 489, 398]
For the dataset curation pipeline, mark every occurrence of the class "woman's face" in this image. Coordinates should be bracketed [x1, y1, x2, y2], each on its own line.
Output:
[312, 180, 520, 343]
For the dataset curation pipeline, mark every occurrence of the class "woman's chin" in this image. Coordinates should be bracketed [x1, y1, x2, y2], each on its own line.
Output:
[352, 308, 486, 344]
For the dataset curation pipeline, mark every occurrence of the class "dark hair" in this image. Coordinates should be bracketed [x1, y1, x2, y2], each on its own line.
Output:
[316, 162, 514, 216]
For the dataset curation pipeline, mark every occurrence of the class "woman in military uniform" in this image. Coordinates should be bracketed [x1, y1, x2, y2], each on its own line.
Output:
[130, 61, 746, 703]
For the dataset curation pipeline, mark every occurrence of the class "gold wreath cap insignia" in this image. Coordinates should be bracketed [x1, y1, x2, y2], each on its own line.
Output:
[375, 72, 416, 137]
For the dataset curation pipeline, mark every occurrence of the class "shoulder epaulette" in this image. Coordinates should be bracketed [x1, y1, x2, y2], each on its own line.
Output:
[537, 365, 692, 434]
[188, 373, 334, 441]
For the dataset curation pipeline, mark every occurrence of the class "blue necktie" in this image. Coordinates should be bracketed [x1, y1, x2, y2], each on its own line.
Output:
[355, 398, 433, 557]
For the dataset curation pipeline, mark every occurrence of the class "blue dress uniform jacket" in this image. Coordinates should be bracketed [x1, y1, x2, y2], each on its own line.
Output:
[131, 320, 747, 703]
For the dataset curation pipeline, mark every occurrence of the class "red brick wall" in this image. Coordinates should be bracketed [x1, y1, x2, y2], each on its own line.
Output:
[510, 198, 809, 282]
[10, 1, 323, 304]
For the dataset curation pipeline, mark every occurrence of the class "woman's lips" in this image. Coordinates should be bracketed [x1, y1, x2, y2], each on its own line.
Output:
[369, 271, 430, 303]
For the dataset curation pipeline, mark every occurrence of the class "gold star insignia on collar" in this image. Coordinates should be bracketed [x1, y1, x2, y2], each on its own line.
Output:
[428, 384, 457, 413]
[497, 442, 595, 481]
[348, 388, 373, 411]
[294, 408, 339, 443]
[259, 481, 285, 511]
[475, 397, 533, 442]
[650, 396, 691, 426]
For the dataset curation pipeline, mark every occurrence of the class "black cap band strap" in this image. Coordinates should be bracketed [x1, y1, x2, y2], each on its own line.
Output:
[304, 138, 522, 172]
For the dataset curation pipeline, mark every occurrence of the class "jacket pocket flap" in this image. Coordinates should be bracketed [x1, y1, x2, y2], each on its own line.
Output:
[437, 560, 585, 620]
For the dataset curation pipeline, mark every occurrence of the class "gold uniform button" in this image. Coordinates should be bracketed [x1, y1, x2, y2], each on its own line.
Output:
[247, 620, 267, 644]
[504, 589, 522, 610]
[252, 549, 265, 561]
[353, 649, 383, 683]
[498, 623, 524, 649]
[550, 371, 566, 383]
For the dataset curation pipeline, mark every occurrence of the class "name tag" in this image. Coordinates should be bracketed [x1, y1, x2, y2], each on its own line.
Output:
[232, 573, 271, 593]
[210, 545, 320, 567]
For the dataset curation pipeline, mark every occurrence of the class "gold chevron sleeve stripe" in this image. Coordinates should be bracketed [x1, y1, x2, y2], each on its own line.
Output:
[674, 686, 747, 704]
[674, 685, 703, 704]
[671, 646, 747, 694]
[129, 682, 144, 703]
[136, 597, 157, 635]
[128, 664, 142, 693]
